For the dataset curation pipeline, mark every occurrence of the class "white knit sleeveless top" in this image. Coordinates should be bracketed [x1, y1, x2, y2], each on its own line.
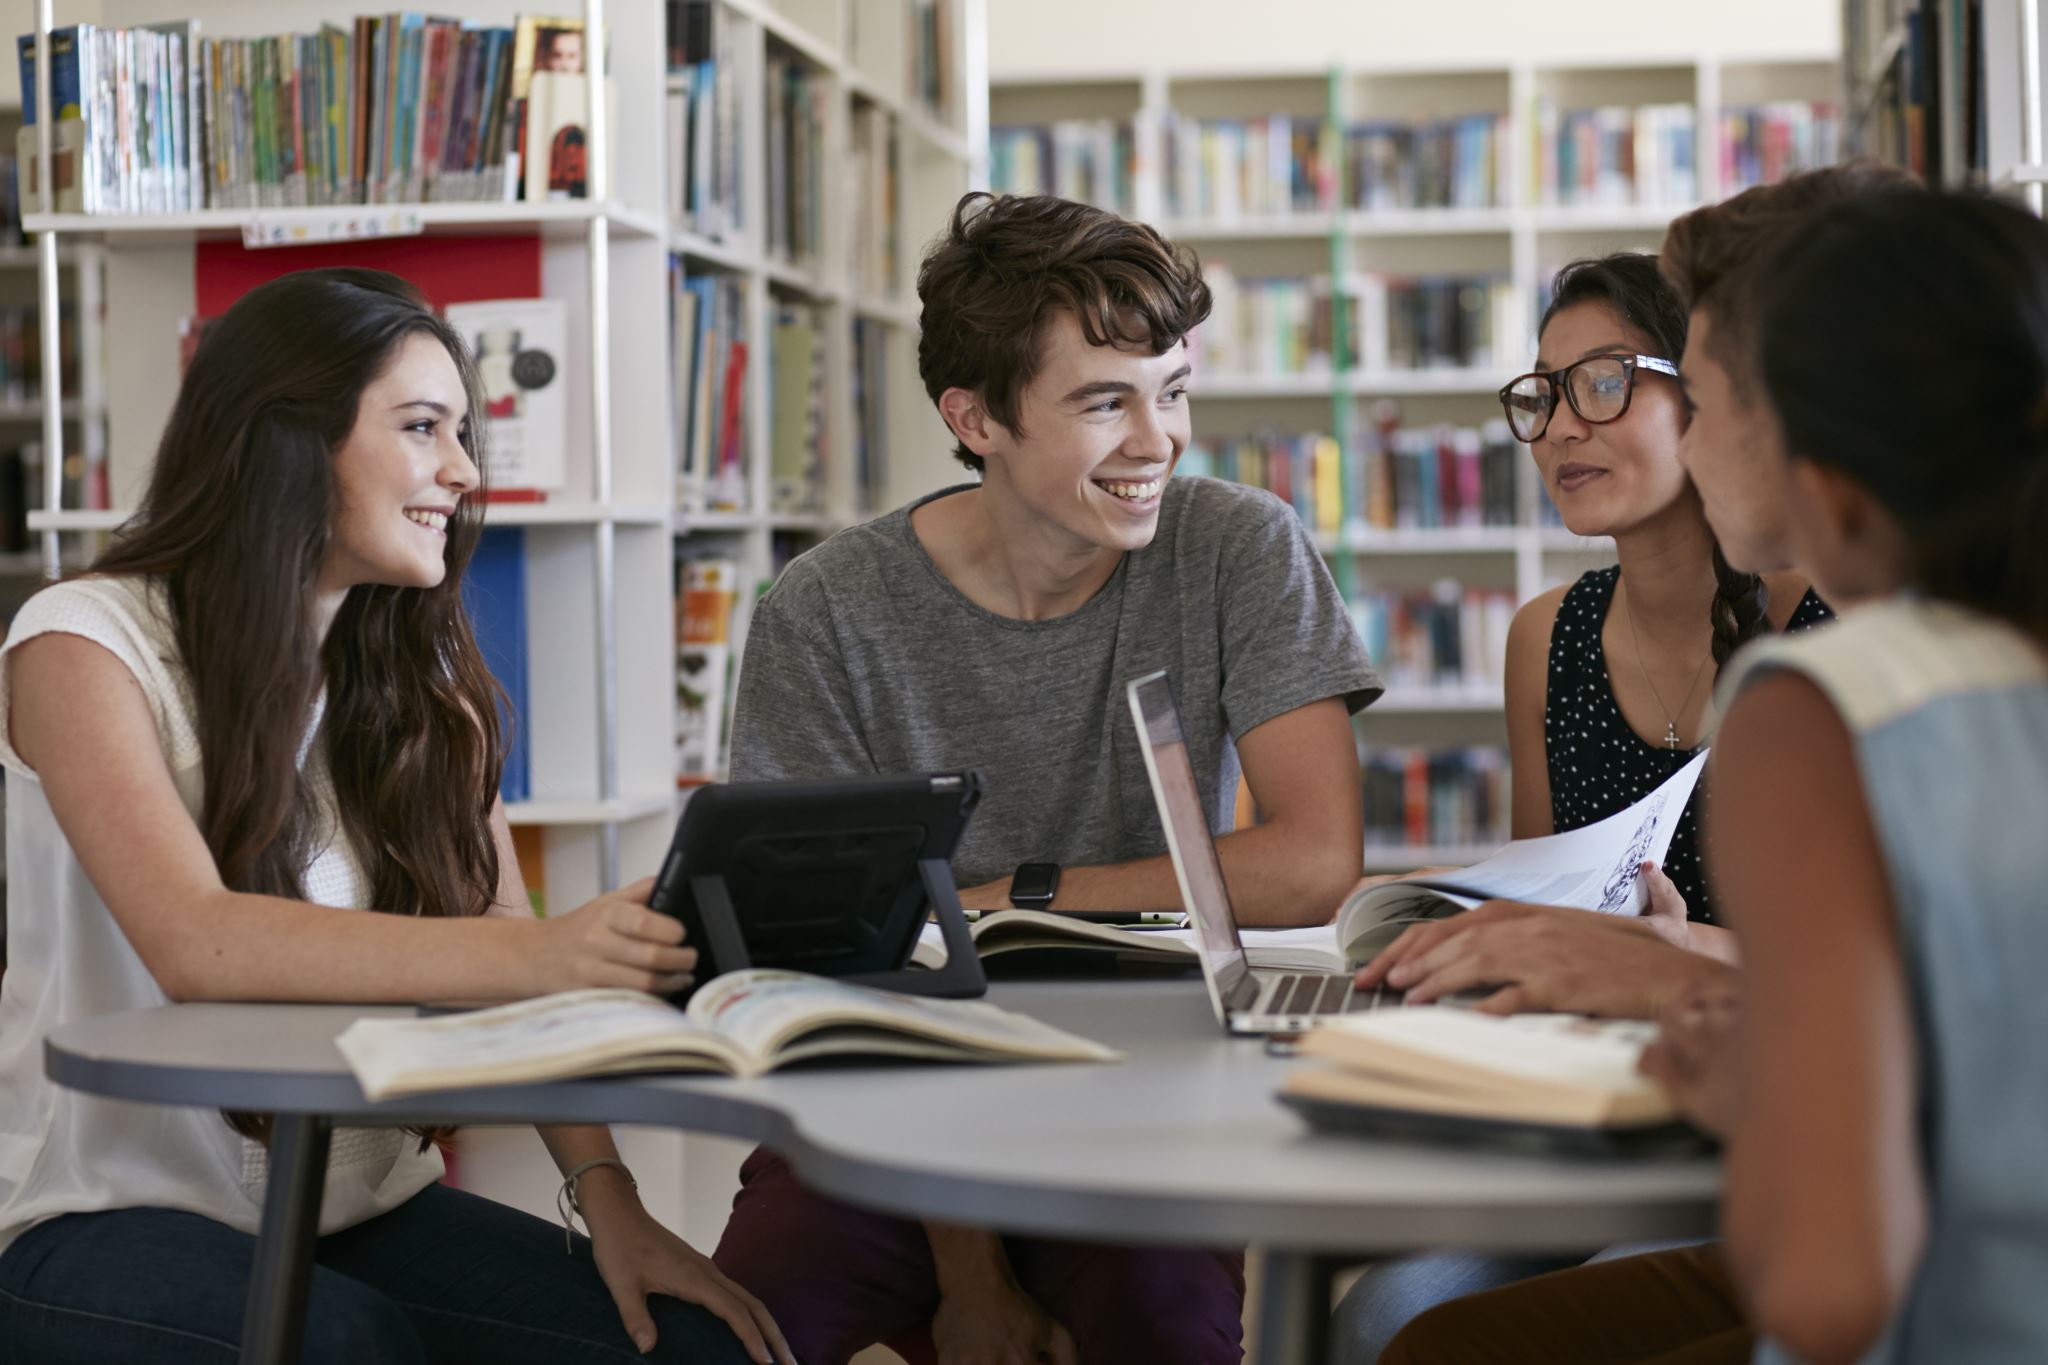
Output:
[0, 575, 442, 1255]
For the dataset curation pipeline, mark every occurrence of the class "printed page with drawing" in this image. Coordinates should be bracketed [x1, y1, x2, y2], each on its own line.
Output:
[1336, 751, 1710, 964]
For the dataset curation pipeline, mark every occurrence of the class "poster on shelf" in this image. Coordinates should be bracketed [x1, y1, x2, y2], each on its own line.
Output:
[443, 297, 567, 496]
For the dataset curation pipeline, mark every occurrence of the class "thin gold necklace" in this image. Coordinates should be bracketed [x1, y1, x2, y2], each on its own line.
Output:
[1619, 578, 1711, 749]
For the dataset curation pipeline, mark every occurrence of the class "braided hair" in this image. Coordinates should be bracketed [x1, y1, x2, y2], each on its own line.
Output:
[1543, 255, 1771, 670]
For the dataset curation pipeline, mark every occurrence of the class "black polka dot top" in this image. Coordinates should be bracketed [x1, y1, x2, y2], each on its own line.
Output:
[1544, 565, 1834, 923]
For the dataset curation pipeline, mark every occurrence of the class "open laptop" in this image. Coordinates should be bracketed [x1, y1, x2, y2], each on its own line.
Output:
[1127, 670, 1379, 1035]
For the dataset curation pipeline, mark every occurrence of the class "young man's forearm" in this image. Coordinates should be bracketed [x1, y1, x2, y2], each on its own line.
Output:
[958, 819, 1360, 928]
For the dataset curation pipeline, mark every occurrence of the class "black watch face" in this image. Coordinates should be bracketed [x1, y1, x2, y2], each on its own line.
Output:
[1012, 863, 1059, 902]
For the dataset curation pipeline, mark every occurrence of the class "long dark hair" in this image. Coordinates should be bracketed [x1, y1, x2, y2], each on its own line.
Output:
[95, 266, 503, 932]
[1758, 191, 2048, 645]
[1542, 254, 1769, 668]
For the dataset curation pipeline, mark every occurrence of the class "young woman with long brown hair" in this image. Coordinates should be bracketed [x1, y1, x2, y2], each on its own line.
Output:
[0, 268, 791, 1365]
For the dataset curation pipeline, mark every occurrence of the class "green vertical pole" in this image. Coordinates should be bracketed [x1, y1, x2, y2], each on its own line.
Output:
[1327, 64, 1353, 484]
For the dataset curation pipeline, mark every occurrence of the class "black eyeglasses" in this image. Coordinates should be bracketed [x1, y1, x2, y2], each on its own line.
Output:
[1497, 353, 1680, 443]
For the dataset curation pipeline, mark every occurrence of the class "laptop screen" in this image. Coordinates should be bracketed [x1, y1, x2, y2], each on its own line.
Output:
[1126, 671, 1249, 1013]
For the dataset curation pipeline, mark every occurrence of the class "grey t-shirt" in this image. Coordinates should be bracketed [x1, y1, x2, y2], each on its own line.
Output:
[728, 475, 1382, 887]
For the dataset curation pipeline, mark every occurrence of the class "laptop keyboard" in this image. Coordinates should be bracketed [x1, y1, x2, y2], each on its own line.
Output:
[1271, 972, 1365, 1017]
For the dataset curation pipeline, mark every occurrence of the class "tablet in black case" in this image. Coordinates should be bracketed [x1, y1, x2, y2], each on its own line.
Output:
[648, 771, 988, 1000]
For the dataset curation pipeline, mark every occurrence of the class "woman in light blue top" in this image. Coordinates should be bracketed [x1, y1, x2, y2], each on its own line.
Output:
[1645, 188, 2048, 1363]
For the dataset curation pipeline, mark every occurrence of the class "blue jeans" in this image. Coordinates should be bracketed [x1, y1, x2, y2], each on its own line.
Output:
[0, 1182, 755, 1364]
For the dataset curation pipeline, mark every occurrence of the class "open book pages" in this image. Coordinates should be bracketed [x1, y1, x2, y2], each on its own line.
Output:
[910, 913, 1343, 972]
[1337, 749, 1709, 964]
[336, 969, 1118, 1101]
[1284, 1008, 1674, 1128]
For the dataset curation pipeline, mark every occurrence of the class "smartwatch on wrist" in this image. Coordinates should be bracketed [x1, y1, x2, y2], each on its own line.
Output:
[1008, 862, 1061, 910]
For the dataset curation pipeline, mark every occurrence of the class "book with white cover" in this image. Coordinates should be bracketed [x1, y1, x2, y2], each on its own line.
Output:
[1335, 750, 1709, 964]
[1283, 1008, 1673, 1128]
[336, 969, 1118, 1100]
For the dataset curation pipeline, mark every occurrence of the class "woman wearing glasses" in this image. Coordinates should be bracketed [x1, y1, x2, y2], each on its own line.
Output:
[1494, 253, 1828, 928]
[1334, 253, 1829, 1363]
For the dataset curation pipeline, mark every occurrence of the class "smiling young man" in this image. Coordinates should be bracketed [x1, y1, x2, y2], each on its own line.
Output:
[710, 193, 1381, 1364]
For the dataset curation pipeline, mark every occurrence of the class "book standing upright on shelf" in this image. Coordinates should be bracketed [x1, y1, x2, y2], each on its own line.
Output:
[508, 14, 580, 199]
[525, 70, 613, 202]
[769, 303, 824, 512]
[461, 528, 531, 805]
[444, 298, 567, 500]
[17, 28, 96, 214]
[676, 558, 738, 783]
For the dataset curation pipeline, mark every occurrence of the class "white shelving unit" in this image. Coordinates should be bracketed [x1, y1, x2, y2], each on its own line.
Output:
[26, 0, 978, 878]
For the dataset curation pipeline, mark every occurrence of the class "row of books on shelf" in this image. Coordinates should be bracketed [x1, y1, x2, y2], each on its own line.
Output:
[672, 267, 749, 513]
[989, 101, 1840, 221]
[673, 268, 868, 516]
[16, 13, 603, 214]
[1352, 586, 1514, 692]
[665, 1, 907, 291]
[1719, 102, 1842, 194]
[1349, 116, 1510, 213]
[847, 103, 901, 299]
[1178, 415, 1521, 534]
[666, 0, 741, 239]
[1534, 101, 1696, 208]
[1164, 115, 1339, 219]
[1362, 745, 1510, 851]
[1197, 265, 1527, 375]
[990, 121, 1137, 218]
[764, 48, 827, 269]
[1166, 114, 1518, 218]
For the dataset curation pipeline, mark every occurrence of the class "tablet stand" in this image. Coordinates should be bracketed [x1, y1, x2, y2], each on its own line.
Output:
[689, 857, 988, 999]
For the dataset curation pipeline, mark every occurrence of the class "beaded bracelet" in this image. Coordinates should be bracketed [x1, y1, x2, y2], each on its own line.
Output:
[556, 1156, 637, 1254]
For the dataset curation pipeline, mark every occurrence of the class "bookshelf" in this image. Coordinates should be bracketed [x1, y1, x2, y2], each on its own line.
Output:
[22, 0, 976, 878]
[1885, 0, 2048, 211]
[993, 55, 1841, 862]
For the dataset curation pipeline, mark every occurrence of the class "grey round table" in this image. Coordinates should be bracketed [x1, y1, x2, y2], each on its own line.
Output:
[47, 976, 1720, 1364]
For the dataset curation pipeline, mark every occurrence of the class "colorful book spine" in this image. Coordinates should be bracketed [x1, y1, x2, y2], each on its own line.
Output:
[1363, 746, 1510, 850]
[460, 527, 531, 805]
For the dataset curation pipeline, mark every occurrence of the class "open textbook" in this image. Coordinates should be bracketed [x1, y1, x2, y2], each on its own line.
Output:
[1335, 750, 1710, 964]
[908, 911, 1345, 973]
[1279, 1008, 1695, 1151]
[336, 970, 1118, 1101]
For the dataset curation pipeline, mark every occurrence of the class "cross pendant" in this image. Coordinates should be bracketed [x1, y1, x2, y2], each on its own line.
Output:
[1665, 723, 1680, 749]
